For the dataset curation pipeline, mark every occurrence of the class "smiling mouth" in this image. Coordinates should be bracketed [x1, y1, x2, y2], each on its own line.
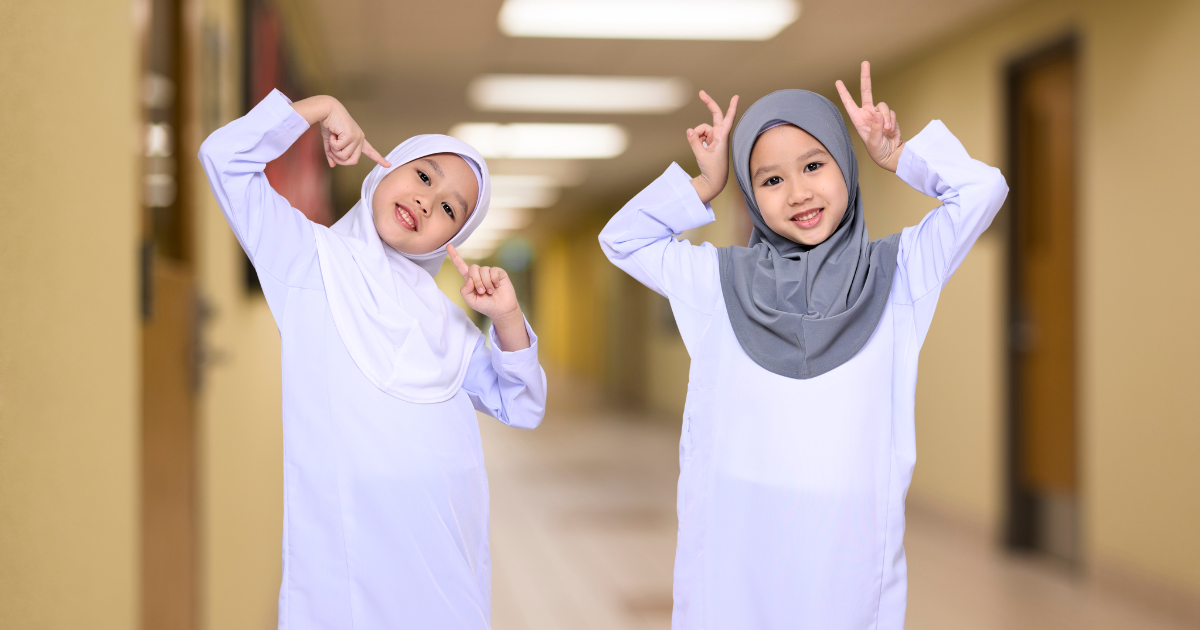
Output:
[396, 204, 418, 232]
[791, 208, 823, 229]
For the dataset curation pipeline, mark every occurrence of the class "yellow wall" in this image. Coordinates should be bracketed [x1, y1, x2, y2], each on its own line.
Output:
[856, 0, 1200, 595]
[0, 1, 139, 628]
[191, 2, 291, 629]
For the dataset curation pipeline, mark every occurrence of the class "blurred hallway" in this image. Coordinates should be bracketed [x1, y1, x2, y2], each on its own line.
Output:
[481, 377, 1195, 630]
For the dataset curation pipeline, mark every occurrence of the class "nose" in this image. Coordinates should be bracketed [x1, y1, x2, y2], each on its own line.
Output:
[787, 181, 814, 205]
[414, 197, 431, 215]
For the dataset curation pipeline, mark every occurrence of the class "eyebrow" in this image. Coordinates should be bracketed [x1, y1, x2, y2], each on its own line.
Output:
[453, 192, 469, 217]
[420, 157, 445, 178]
[751, 147, 831, 182]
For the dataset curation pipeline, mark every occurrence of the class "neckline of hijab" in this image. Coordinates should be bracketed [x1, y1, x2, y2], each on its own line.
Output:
[311, 134, 491, 403]
[718, 89, 901, 379]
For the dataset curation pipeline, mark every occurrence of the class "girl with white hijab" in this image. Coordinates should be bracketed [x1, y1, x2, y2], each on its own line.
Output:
[599, 63, 1008, 629]
[200, 89, 546, 629]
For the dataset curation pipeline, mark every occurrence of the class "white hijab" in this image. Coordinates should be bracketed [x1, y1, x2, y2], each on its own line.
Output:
[311, 135, 491, 404]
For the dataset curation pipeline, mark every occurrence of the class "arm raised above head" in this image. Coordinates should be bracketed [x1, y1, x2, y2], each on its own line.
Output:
[893, 120, 1009, 338]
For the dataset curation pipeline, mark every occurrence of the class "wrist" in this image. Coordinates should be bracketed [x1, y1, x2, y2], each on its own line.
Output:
[292, 95, 334, 126]
[491, 308, 525, 330]
[690, 175, 721, 205]
[881, 142, 904, 173]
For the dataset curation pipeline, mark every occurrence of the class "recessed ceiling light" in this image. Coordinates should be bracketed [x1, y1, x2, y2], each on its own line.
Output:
[469, 74, 691, 114]
[498, 0, 799, 41]
[450, 123, 628, 159]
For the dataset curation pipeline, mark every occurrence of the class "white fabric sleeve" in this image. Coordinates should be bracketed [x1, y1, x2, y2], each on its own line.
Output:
[597, 162, 722, 315]
[197, 88, 323, 321]
[893, 120, 1009, 338]
[461, 320, 547, 430]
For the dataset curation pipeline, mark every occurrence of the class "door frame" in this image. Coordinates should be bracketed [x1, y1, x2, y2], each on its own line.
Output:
[1002, 34, 1080, 554]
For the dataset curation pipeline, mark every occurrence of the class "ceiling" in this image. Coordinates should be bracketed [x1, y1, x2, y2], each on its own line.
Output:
[304, 0, 1020, 234]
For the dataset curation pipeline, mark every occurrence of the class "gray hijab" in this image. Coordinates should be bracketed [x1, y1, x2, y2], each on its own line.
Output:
[718, 89, 900, 379]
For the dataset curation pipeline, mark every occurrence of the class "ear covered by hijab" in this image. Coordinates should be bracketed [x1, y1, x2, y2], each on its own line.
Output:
[311, 135, 491, 403]
[719, 90, 901, 380]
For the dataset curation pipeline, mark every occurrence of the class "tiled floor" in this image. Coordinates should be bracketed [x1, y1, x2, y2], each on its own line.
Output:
[479, 396, 1194, 630]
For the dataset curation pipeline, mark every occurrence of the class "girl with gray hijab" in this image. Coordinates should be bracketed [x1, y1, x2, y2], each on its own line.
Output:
[599, 62, 1008, 629]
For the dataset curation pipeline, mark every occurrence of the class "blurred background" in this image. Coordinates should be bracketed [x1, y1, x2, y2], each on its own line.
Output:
[2, 0, 1198, 628]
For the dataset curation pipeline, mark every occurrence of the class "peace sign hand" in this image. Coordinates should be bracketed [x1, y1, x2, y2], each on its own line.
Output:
[687, 91, 739, 204]
[836, 61, 904, 173]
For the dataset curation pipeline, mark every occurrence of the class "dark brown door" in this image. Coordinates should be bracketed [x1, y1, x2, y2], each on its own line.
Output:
[140, 0, 197, 626]
[1006, 41, 1078, 560]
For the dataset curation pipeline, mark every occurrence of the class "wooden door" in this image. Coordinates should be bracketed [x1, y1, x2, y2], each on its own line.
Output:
[139, 0, 197, 626]
[1007, 41, 1078, 560]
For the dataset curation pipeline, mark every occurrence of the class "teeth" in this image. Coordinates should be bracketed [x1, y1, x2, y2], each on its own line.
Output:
[794, 209, 820, 222]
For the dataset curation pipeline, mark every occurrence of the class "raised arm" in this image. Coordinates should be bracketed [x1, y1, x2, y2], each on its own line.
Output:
[198, 90, 389, 317]
[598, 91, 736, 313]
[894, 120, 1008, 331]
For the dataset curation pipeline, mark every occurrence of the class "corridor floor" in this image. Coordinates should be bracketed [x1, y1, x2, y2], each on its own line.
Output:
[480, 396, 1193, 630]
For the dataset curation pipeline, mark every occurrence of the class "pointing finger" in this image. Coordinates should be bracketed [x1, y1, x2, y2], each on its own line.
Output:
[446, 244, 471, 278]
[362, 140, 391, 168]
[860, 61, 874, 109]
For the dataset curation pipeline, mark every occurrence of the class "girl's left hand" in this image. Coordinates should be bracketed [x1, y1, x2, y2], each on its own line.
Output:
[447, 244, 521, 322]
[836, 61, 904, 172]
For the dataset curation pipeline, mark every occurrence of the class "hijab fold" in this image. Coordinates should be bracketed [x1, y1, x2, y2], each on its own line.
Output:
[718, 90, 900, 379]
[311, 135, 490, 403]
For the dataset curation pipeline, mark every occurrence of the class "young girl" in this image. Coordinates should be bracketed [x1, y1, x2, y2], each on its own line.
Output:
[599, 63, 1008, 628]
[199, 89, 546, 629]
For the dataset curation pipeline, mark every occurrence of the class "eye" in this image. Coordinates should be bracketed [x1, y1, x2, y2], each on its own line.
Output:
[804, 162, 822, 172]
[442, 202, 455, 220]
[417, 170, 430, 184]
[762, 175, 783, 186]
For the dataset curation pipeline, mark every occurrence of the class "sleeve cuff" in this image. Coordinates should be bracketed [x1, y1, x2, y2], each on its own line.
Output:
[248, 89, 312, 147]
[661, 162, 717, 233]
[489, 319, 539, 366]
[896, 120, 966, 195]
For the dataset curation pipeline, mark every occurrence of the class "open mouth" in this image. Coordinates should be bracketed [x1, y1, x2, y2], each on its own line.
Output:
[396, 203, 418, 232]
[791, 208, 823, 229]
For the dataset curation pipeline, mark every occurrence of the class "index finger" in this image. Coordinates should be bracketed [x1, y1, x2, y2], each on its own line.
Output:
[859, 61, 874, 109]
[362, 139, 392, 168]
[446, 244, 470, 278]
[835, 79, 859, 114]
[699, 90, 724, 127]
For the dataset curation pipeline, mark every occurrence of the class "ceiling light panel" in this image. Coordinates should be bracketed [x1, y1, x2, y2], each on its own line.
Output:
[450, 123, 628, 159]
[498, 0, 799, 41]
[469, 74, 691, 114]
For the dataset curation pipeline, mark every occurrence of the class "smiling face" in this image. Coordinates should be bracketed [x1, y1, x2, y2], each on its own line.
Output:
[370, 153, 479, 255]
[749, 124, 850, 247]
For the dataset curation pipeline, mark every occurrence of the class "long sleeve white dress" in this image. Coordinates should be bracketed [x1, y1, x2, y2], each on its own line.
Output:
[200, 91, 547, 630]
[599, 121, 1007, 630]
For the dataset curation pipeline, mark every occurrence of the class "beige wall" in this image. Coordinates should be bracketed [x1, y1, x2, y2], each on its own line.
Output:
[856, 0, 1200, 596]
[0, 1, 140, 628]
[192, 1, 290, 629]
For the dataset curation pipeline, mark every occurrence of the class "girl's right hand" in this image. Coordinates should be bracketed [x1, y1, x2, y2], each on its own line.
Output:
[291, 95, 390, 168]
[687, 91, 739, 205]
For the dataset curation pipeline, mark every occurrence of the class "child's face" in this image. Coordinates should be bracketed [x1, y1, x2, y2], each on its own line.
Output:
[749, 125, 849, 247]
[371, 153, 478, 255]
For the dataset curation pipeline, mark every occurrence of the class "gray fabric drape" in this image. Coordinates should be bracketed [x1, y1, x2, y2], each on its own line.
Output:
[718, 89, 900, 379]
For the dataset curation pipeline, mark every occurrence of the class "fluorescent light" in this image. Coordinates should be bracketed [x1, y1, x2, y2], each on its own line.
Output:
[450, 123, 628, 159]
[498, 0, 799, 41]
[490, 175, 559, 209]
[469, 74, 691, 114]
[480, 207, 534, 231]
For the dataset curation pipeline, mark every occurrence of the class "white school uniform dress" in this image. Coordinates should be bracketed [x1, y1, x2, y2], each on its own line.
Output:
[199, 91, 547, 630]
[600, 121, 1007, 630]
